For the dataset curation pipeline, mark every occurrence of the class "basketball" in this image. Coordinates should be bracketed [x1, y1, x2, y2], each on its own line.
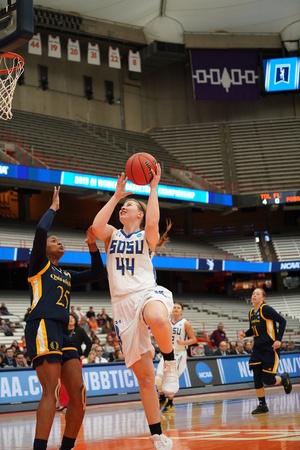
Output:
[125, 152, 157, 185]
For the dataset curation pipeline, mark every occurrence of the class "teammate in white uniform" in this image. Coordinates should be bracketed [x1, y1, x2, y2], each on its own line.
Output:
[156, 302, 197, 412]
[92, 166, 178, 450]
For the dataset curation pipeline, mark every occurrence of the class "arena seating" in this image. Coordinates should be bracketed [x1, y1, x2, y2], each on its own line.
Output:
[150, 116, 300, 194]
[0, 110, 183, 186]
[271, 232, 300, 261]
[1, 291, 299, 347]
[206, 234, 263, 262]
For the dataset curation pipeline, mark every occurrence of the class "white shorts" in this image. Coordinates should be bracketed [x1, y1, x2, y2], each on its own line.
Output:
[156, 350, 187, 381]
[112, 286, 173, 368]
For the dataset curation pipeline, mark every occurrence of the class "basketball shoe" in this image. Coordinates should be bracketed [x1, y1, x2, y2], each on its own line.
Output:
[281, 372, 292, 394]
[162, 360, 179, 396]
[159, 394, 167, 410]
[151, 434, 173, 449]
[251, 404, 269, 414]
[162, 400, 175, 413]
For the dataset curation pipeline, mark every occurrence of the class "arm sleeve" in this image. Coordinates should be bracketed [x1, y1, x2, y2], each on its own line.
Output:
[69, 250, 106, 286]
[262, 305, 286, 341]
[29, 208, 56, 276]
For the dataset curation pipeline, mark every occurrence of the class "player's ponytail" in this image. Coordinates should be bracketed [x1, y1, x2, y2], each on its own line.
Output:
[157, 218, 172, 248]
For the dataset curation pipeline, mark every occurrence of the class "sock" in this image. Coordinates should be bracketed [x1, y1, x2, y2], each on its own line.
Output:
[258, 396, 266, 406]
[167, 399, 173, 406]
[60, 436, 76, 450]
[160, 394, 166, 402]
[149, 422, 162, 436]
[33, 438, 47, 450]
[161, 350, 175, 361]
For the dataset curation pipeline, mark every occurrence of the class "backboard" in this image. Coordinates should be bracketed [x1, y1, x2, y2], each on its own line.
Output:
[0, 0, 34, 52]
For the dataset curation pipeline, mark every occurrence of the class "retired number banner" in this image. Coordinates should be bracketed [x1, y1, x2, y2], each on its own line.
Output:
[190, 49, 260, 101]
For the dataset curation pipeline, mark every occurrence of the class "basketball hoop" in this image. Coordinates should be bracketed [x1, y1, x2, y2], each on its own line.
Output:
[0, 52, 24, 121]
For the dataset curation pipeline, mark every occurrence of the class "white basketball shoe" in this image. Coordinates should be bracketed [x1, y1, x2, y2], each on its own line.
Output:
[151, 434, 173, 449]
[162, 360, 179, 396]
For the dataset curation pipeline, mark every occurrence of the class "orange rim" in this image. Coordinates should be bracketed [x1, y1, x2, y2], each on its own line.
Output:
[0, 52, 24, 75]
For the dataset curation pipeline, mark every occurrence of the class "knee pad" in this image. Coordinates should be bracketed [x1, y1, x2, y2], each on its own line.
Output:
[262, 372, 276, 386]
[252, 366, 263, 390]
[81, 383, 87, 411]
[55, 378, 61, 407]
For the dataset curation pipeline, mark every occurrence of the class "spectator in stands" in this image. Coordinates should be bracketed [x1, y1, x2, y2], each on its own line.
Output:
[75, 306, 84, 321]
[0, 353, 5, 368]
[115, 349, 125, 361]
[3, 347, 16, 366]
[193, 342, 206, 356]
[8, 321, 15, 335]
[231, 340, 247, 355]
[24, 186, 106, 450]
[214, 341, 230, 356]
[92, 168, 176, 450]
[210, 323, 227, 350]
[0, 319, 13, 336]
[15, 352, 28, 367]
[229, 341, 237, 354]
[103, 335, 117, 362]
[280, 341, 288, 352]
[0, 344, 7, 359]
[70, 306, 76, 315]
[86, 306, 95, 319]
[95, 345, 108, 363]
[0, 302, 10, 315]
[101, 318, 114, 335]
[88, 315, 98, 333]
[57, 312, 92, 412]
[82, 350, 97, 365]
[18, 335, 26, 353]
[12, 340, 20, 352]
[23, 307, 31, 322]
[79, 316, 91, 335]
[99, 307, 112, 325]
[240, 288, 292, 415]
[244, 340, 253, 354]
[287, 341, 296, 352]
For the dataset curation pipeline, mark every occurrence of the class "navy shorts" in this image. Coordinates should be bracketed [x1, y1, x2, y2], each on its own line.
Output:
[25, 318, 79, 368]
[249, 344, 280, 375]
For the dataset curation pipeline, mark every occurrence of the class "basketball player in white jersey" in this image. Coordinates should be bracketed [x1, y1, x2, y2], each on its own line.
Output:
[92, 165, 178, 450]
[156, 302, 197, 412]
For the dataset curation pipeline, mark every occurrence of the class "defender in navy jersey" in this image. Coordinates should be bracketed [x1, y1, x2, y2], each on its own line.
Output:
[25, 187, 106, 450]
[240, 288, 292, 415]
[92, 167, 177, 450]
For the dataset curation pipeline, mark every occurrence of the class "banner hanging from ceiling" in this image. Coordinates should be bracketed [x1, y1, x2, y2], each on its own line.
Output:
[190, 49, 260, 101]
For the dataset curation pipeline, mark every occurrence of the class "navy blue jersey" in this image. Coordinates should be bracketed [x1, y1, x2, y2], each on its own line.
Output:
[245, 303, 286, 346]
[27, 208, 106, 324]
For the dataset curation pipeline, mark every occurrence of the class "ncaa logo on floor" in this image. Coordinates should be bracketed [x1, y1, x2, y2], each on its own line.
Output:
[196, 362, 213, 383]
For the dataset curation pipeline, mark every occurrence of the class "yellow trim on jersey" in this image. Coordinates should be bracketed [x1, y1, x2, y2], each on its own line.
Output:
[260, 305, 275, 341]
[28, 261, 51, 311]
[32, 350, 63, 363]
[62, 346, 77, 352]
[36, 318, 49, 355]
[249, 361, 261, 366]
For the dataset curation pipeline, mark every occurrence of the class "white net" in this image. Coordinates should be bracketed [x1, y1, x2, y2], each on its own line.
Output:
[0, 52, 24, 120]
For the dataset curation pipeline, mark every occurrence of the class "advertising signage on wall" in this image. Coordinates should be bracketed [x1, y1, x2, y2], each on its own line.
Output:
[1, 353, 299, 411]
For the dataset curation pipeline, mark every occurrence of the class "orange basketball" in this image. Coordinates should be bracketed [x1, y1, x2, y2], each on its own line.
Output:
[125, 152, 157, 185]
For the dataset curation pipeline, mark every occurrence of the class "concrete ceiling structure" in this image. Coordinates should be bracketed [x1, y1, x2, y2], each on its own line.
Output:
[33, 0, 300, 48]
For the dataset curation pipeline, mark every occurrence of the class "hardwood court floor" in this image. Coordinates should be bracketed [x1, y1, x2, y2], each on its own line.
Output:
[0, 384, 299, 449]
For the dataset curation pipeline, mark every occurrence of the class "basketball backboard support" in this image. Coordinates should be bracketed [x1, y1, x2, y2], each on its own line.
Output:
[0, 0, 34, 52]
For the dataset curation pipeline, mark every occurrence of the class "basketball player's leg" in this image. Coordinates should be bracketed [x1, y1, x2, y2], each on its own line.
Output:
[35, 360, 61, 440]
[131, 352, 173, 448]
[60, 358, 86, 438]
[131, 351, 161, 425]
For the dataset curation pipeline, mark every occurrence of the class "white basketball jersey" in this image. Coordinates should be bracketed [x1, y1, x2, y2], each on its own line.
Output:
[106, 229, 156, 301]
[171, 318, 187, 351]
